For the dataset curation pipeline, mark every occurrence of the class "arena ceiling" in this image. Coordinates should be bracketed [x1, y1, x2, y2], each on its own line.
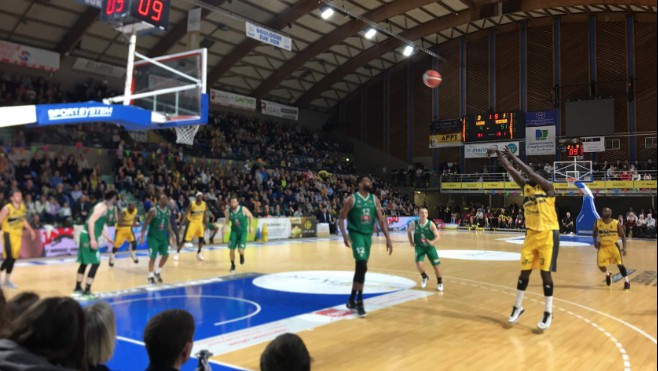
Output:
[0, 0, 656, 112]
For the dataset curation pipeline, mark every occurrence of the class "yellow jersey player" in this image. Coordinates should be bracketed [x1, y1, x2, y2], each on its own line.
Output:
[175, 192, 208, 261]
[109, 202, 139, 267]
[593, 207, 630, 290]
[0, 190, 36, 289]
[489, 146, 559, 331]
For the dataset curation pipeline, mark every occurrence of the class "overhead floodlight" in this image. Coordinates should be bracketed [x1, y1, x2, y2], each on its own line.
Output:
[321, 7, 334, 19]
[364, 28, 377, 39]
[403, 45, 414, 57]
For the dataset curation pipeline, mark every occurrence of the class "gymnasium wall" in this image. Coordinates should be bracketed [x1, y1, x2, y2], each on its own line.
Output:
[334, 13, 657, 168]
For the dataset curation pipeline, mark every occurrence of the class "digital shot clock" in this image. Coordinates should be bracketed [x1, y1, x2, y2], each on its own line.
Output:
[101, 0, 171, 32]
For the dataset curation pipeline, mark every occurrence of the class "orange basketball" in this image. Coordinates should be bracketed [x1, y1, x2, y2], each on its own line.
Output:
[423, 70, 443, 88]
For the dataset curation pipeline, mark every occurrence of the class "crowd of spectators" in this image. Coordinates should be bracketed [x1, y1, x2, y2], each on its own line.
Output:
[618, 207, 657, 238]
[432, 203, 526, 230]
[0, 290, 311, 370]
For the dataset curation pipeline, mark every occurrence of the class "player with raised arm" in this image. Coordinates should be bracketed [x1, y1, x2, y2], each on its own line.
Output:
[488, 146, 559, 331]
[0, 190, 36, 289]
[407, 208, 444, 291]
[225, 195, 254, 273]
[593, 207, 631, 291]
[141, 194, 175, 284]
[74, 190, 118, 299]
[338, 175, 393, 317]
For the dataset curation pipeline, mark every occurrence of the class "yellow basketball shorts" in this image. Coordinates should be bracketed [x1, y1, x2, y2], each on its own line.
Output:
[597, 243, 622, 266]
[521, 229, 560, 272]
[114, 227, 136, 248]
[183, 222, 205, 242]
[2, 232, 22, 259]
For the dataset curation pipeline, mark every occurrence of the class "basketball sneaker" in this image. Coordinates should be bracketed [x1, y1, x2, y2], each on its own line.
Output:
[154, 272, 163, 283]
[109, 255, 115, 267]
[421, 276, 428, 288]
[197, 253, 205, 261]
[148, 276, 156, 285]
[508, 306, 525, 323]
[537, 311, 553, 330]
[356, 302, 367, 317]
[230, 263, 236, 273]
[624, 282, 631, 291]
[130, 251, 139, 264]
[3, 280, 17, 289]
[605, 273, 611, 286]
[82, 289, 97, 301]
[72, 289, 83, 298]
[173, 252, 179, 261]
[437, 283, 444, 292]
[240, 255, 245, 265]
[346, 299, 356, 310]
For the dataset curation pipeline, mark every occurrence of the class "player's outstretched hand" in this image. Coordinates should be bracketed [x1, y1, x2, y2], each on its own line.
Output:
[501, 145, 514, 158]
[343, 237, 351, 248]
[386, 239, 393, 255]
[594, 241, 601, 249]
[486, 146, 499, 158]
[90, 239, 98, 250]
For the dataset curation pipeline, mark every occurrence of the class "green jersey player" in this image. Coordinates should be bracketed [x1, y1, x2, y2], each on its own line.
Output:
[140, 194, 176, 284]
[407, 208, 443, 291]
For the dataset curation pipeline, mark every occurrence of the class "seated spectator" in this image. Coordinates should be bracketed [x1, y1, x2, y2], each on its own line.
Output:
[646, 213, 656, 237]
[5, 292, 39, 322]
[0, 297, 86, 370]
[143, 309, 195, 371]
[84, 302, 116, 371]
[515, 211, 525, 229]
[260, 333, 311, 371]
[636, 214, 646, 237]
[561, 212, 574, 234]
[58, 202, 73, 227]
[626, 211, 638, 237]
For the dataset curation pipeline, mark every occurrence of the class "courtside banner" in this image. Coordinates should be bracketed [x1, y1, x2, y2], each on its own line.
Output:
[246, 22, 292, 51]
[261, 100, 298, 120]
[464, 142, 520, 158]
[290, 217, 317, 238]
[0, 40, 60, 71]
[210, 89, 257, 111]
[258, 218, 292, 240]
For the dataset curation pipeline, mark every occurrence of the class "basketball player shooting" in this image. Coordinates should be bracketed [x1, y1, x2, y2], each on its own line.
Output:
[487, 145, 559, 331]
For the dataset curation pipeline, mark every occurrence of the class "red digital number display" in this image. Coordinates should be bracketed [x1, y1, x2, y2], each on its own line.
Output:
[136, 0, 164, 22]
[101, 0, 170, 30]
[105, 0, 125, 15]
[567, 144, 584, 157]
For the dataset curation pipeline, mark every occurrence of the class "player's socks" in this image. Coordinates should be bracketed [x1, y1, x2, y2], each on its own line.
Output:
[240, 254, 245, 265]
[514, 290, 525, 309]
[109, 254, 115, 267]
[605, 272, 611, 286]
[420, 273, 428, 288]
[544, 296, 553, 314]
[230, 261, 236, 272]
[74, 282, 82, 292]
[437, 277, 444, 292]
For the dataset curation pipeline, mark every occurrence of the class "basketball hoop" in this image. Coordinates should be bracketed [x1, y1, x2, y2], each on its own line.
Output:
[174, 125, 200, 145]
[566, 177, 577, 187]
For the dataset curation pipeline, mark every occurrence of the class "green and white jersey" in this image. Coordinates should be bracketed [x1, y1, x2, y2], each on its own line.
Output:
[229, 206, 248, 233]
[347, 192, 376, 235]
[83, 202, 108, 240]
[413, 220, 435, 247]
[148, 206, 170, 240]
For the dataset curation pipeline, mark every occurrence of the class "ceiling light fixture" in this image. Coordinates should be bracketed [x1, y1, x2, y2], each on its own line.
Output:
[321, 7, 334, 20]
[403, 45, 414, 57]
[364, 28, 377, 39]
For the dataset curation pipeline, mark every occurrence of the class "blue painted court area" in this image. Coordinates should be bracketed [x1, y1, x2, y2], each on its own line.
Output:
[101, 274, 384, 371]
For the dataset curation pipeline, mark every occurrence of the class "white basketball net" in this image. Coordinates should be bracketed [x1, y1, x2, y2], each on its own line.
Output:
[175, 125, 200, 145]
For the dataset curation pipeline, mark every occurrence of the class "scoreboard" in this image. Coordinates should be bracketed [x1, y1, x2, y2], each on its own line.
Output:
[462, 112, 522, 142]
[566, 142, 585, 157]
[101, 0, 171, 31]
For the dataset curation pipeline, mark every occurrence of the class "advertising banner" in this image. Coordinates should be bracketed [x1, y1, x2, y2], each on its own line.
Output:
[290, 217, 317, 238]
[430, 119, 461, 134]
[0, 40, 60, 71]
[36, 102, 151, 127]
[464, 142, 520, 158]
[525, 125, 556, 156]
[258, 218, 292, 240]
[72, 57, 126, 78]
[525, 110, 555, 127]
[429, 133, 462, 148]
[582, 137, 606, 152]
[261, 100, 298, 120]
[210, 89, 257, 111]
[245, 22, 292, 51]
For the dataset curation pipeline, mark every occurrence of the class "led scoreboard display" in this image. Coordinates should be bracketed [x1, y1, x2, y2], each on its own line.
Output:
[566, 142, 585, 157]
[101, 0, 171, 31]
[462, 112, 522, 142]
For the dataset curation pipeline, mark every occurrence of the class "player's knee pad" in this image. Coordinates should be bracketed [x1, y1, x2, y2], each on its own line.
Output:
[77, 264, 87, 275]
[516, 275, 529, 291]
[618, 265, 628, 277]
[354, 260, 368, 283]
[88, 264, 100, 279]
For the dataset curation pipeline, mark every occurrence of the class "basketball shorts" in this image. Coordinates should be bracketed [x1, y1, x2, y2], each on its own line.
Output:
[183, 222, 205, 242]
[521, 229, 559, 272]
[415, 244, 441, 266]
[597, 243, 622, 266]
[77, 232, 101, 265]
[114, 227, 136, 248]
[228, 229, 247, 250]
[148, 236, 169, 259]
[2, 232, 22, 259]
[350, 232, 372, 261]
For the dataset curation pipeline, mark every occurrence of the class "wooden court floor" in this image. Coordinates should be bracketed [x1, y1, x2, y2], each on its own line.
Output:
[6, 231, 657, 371]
